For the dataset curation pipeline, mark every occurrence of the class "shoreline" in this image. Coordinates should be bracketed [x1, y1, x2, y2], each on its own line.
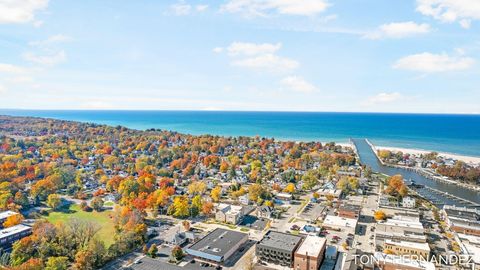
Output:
[375, 145, 480, 166]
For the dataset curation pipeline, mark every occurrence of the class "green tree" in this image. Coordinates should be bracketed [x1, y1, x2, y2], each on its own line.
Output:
[171, 245, 184, 262]
[45, 256, 69, 270]
[47, 194, 62, 210]
[148, 244, 158, 258]
[90, 197, 104, 212]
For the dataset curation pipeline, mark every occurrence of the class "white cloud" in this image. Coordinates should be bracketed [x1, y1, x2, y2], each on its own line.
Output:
[226, 42, 281, 56]
[393, 52, 475, 72]
[196, 5, 208, 12]
[0, 84, 6, 94]
[217, 42, 298, 73]
[23, 50, 67, 66]
[29, 34, 72, 47]
[281, 76, 316, 93]
[416, 0, 480, 27]
[221, 0, 330, 17]
[170, 1, 192, 15]
[365, 22, 431, 39]
[213, 47, 224, 53]
[0, 63, 26, 73]
[0, 0, 49, 24]
[365, 92, 403, 105]
[232, 53, 299, 72]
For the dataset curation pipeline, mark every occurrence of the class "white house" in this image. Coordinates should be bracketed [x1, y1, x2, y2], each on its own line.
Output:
[402, 196, 416, 208]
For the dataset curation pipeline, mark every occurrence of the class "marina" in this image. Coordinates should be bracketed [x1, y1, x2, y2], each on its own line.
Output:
[352, 138, 480, 208]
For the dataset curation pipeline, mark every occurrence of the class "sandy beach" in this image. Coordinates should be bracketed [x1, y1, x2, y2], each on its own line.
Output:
[375, 145, 480, 166]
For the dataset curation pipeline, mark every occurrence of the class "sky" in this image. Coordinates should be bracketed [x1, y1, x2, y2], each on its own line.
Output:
[0, 0, 480, 114]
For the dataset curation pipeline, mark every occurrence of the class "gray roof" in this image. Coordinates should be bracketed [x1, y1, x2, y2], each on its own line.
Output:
[187, 228, 247, 258]
[257, 230, 303, 252]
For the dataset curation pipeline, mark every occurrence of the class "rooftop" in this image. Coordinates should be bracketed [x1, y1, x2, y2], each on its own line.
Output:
[0, 211, 19, 220]
[444, 205, 480, 221]
[186, 228, 247, 258]
[0, 224, 31, 239]
[338, 203, 361, 213]
[385, 239, 430, 251]
[323, 215, 358, 229]
[258, 230, 303, 252]
[374, 252, 435, 270]
[295, 236, 326, 257]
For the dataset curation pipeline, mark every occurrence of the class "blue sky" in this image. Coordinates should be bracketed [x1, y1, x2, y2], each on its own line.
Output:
[0, 0, 479, 113]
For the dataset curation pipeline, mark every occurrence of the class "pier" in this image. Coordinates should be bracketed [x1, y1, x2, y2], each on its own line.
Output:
[352, 138, 480, 208]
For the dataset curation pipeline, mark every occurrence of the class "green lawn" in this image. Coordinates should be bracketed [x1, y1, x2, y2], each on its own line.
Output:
[43, 204, 116, 246]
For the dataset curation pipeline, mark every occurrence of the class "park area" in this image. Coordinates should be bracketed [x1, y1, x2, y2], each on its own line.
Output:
[43, 203, 116, 246]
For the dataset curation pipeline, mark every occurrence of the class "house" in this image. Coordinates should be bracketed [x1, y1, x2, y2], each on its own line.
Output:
[239, 195, 250, 205]
[167, 232, 187, 246]
[215, 204, 245, 225]
[257, 206, 274, 219]
[402, 196, 416, 208]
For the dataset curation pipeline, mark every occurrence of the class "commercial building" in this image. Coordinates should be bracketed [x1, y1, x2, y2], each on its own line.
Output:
[0, 224, 32, 247]
[257, 230, 303, 267]
[215, 204, 245, 225]
[374, 252, 435, 270]
[456, 233, 480, 269]
[443, 205, 480, 236]
[322, 215, 357, 233]
[294, 236, 326, 270]
[338, 204, 361, 220]
[316, 188, 342, 199]
[383, 239, 430, 258]
[185, 228, 248, 263]
[375, 215, 426, 244]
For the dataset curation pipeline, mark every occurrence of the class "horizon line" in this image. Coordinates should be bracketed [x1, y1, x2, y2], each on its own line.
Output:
[0, 108, 479, 116]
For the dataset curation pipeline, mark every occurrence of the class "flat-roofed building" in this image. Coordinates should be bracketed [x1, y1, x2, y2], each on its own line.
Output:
[294, 236, 327, 270]
[257, 230, 303, 267]
[322, 215, 357, 233]
[0, 211, 19, 227]
[338, 204, 361, 220]
[0, 224, 31, 247]
[375, 215, 426, 244]
[383, 239, 430, 259]
[185, 228, 248, 264]
[443, 205, 480, 236]
[374, 252, 435, 270]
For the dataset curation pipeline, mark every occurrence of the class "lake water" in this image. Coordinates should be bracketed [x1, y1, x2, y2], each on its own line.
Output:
[1, 110, 479, 157]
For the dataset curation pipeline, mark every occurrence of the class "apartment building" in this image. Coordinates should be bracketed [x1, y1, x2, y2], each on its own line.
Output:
[257, 230, 304, 267]
[294, 236, 327, 270]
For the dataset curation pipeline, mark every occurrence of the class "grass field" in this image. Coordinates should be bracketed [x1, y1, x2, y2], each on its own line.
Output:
[43, 204, 116, 246]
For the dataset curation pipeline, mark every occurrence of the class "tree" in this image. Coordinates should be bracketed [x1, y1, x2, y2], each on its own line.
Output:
[210, 186, 222, 202]
[283, 183, 295, 194]
[3, 213, 24, 228]
[182, 220, 191, 231]
[385, 175, 407, 198]
[172, 196, 189, 218]
[90, 197, 104, 212]
[171, 245, 184, 262]
[45, 256, 69, 270]
[374, 210, 386, 221]
[47, 194, 62, 210]
[248, 184, 263, 202]
[148, 244, 158, 258]
[202, 201, 214, 216]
